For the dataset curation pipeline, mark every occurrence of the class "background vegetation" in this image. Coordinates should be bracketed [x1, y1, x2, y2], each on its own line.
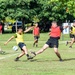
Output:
[0, 0, 75, 32]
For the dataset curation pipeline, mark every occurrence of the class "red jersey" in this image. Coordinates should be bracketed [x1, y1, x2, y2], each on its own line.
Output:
[33, 27, 40, 36]
[0, 25, 2, 30]
[50, 26, 61, 38]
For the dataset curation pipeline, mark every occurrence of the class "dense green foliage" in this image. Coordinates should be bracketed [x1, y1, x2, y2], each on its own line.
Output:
[0, 0, 75, 23]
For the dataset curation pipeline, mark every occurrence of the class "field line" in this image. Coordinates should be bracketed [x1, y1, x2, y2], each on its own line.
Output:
[0, 53, 19, 60]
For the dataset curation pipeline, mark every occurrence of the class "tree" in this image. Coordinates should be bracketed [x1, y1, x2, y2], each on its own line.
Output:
[0, 0, 75, 32]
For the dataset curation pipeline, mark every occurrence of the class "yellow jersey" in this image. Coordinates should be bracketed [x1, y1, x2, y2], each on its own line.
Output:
[70, 26, 75, 35]
[14, 33, 24, 44]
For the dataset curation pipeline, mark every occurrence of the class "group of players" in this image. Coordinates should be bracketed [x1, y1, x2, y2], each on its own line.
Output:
[4, 21, 75, 62]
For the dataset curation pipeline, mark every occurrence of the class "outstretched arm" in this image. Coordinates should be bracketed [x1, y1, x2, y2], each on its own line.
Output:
[4, 36, 15, 45]
[63, 25, 69, 29]
[24, 26, 34, 33]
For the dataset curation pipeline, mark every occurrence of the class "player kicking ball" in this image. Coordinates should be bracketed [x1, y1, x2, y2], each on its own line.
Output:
[29, 21, 68, 61]
[4, 27, 33, 61]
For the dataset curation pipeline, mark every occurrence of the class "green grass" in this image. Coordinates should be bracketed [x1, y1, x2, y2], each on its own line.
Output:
[0, 33, 75, 75]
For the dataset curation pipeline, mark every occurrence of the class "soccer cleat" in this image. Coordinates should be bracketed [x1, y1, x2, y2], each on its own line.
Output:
[15, 57, 19, 61]
[27, 56, 33, 60]
[59, 59, 63, 62]
[31, 51, 36, 56]
[66, 41, 68, 46]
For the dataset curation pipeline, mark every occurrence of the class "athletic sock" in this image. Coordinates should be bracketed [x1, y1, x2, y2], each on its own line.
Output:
[31, 52, 36, 56]
[15, 57, 19, 61]
[16, 57, 19, 59]
[26, 54, 29, 57]
[33, 43, 35, 47]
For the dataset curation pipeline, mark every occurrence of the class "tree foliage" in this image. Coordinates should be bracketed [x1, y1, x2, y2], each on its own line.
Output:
[0, 0, 75, 23]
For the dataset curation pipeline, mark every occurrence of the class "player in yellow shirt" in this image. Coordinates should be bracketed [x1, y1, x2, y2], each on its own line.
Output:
[4, 27, 33, 61]
[66, 21, 75, 48]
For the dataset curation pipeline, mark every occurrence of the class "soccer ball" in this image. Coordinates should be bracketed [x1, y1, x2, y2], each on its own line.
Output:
[13, 46, 18, 51]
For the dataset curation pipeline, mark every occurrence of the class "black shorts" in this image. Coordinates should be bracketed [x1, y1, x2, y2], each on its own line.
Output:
[70, 34, 75, 38]
[34, 36, 39, 40]
[46, 37, 59, 48]
[18, 43, 26, 50]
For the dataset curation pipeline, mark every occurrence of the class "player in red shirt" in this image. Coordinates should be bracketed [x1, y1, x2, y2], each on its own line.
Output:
[0, 23, 2, 34]
[30, 21, 68, 61]
[33, 23, 40, 47]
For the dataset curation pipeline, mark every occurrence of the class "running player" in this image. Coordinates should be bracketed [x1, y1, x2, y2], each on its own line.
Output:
[66, 21, 75, 48]
[4, 27, 33, 61]
[30, 21, 69, 61]
[33, 23, 40, 47]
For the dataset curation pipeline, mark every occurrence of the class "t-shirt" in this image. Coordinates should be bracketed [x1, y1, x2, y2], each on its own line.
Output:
[70, 26, 75, 30]
[50, 26, 63, 39]
[33, 27, 40, 36]
[14, 33, 24, 44]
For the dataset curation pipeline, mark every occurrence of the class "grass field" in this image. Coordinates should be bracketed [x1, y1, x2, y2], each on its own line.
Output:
[0, 33, 75, 75]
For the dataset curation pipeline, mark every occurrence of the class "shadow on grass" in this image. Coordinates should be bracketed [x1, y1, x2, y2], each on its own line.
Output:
[28, 59, 52, 62]
[18, 57, 75, 62]
[63, 58, 75, 61]
[0, 52, 10, 55]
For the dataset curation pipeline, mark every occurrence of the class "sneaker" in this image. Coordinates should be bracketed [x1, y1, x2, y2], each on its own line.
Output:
[15, 57, 19, 61]
[66, 41, 68, 46]
[31, 51, 36, 56]
[59, 59, 63, 62]
[69, 46, 72, 48]
[27, 56, 33, 60]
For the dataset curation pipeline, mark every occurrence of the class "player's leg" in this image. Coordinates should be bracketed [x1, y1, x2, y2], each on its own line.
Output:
[31, 44, 49, 57]
[66, 41, 71, 46]
[15, 43, 33, 61]
[15, 51, 25, 61]
[54, 47, 62, 61]
[35, 37, 39, 47]
[18, 51, 25, 58]
[22, 46, 33, 60]
[69, 38, 74, 48]
[33, 38, 37, 47]
[33, 36, 39, 47]
[66, 34, 72, 46]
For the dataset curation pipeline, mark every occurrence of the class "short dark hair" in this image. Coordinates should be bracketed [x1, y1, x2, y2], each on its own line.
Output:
[17, 27, 23, 31]
[52, 21, 57, 24]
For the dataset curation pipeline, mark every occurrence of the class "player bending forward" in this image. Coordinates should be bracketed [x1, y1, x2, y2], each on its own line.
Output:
[25, 21, 68, 61]
[4, 27, 33, 61]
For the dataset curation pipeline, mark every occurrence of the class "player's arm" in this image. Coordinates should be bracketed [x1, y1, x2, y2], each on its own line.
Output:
[4, 36, 15, 45]
[48, 28, 51, 35]
[63, 25, 69, 29]
[24, 26, 34, 33]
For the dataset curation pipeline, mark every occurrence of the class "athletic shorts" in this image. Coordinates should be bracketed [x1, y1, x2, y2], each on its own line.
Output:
[46, 37, 59, 48]
[34, 36, 39, 40]
[70, 34, 75, 38]
[18, 43, 26, 50]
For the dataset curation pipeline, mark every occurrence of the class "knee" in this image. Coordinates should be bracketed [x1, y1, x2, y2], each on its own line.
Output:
[55, 51, 58, 54]
[23, 51, 25, 54]
[54, 48, 58, 53]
